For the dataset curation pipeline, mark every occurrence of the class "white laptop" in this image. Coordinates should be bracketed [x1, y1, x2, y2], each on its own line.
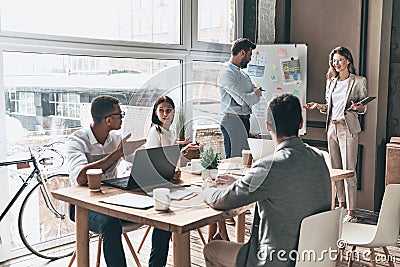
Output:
[247, 138, 275, 161]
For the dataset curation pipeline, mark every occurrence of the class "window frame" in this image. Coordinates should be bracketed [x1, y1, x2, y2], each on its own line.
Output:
[0, 0, 243, 261]
[191, 0, 243, 52]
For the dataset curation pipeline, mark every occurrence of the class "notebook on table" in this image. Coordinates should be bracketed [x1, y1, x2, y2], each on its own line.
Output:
[103, 145, 181, 191]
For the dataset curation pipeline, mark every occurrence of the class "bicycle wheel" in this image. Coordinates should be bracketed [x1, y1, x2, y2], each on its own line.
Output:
[18, 174, 76, 260]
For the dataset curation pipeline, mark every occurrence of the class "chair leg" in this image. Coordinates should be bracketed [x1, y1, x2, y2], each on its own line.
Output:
[123, 233, 142, 267]
[383, 246, 395, 267]
[96, 235, 102, 267]
[68, 250, 76, 267]
[137, 225, 152, 253]
[197, 228, 207, 245]
[335, 248, 343, 267]
[347, 245, 356, 267]
[369, 248, 376, 267]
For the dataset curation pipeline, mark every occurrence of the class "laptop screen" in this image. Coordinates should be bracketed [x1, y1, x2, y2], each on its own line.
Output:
[127, 144, 181, 190]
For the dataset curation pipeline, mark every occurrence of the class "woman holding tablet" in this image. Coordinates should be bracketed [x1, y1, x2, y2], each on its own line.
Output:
[303, 46, 367, 223]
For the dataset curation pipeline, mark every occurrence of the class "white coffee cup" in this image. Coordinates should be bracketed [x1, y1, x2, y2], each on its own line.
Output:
[186, 158, 202, 173]
[153, 188, 171, 211]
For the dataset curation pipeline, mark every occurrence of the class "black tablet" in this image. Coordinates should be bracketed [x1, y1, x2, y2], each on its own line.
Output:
[359, 96, 377, 105]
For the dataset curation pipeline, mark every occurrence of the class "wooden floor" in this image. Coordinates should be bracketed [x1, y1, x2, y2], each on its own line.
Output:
[2, 209, 400, 267]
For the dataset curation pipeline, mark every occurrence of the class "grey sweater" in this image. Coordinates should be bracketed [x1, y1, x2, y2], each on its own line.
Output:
[202, 137, 331, 266]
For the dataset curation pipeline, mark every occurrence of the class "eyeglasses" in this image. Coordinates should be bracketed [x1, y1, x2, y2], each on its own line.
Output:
[331, 58, 346, 64]
[104, 110, 125, 119]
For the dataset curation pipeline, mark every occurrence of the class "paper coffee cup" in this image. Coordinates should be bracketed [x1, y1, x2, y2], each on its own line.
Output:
[86, 169, 103, 192]
[242, 150, 253, 167]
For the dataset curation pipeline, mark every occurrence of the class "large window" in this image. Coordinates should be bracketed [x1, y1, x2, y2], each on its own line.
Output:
[197, 0, 236, 44]
[0, 0, 242, 261]
[1, 0, 181, 44]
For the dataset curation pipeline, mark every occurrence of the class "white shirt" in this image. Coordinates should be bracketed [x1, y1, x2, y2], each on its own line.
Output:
[218, 62, 260, 116]
[66, 127, 134, 186]
[331, 79, 349, 120]
[146, 125, 175, 149]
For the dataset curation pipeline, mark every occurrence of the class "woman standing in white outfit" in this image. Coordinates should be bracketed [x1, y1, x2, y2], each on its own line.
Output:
[304, 46, 367, 223]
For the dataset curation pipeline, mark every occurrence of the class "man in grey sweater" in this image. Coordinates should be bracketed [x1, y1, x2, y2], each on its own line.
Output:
[202, 94, 331, 266]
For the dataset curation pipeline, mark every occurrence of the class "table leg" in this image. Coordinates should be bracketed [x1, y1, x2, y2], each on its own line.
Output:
[331, 180, 336, 209]
[75, 206, 89, 267]
[172, 232, 190, 267]
[236, 212, 245, 243]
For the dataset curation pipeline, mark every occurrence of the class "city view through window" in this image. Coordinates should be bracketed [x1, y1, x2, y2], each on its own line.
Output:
[0, 0, 237, 260]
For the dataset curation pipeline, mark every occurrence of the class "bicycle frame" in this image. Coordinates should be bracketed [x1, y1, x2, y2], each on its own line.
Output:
[0, 151, 64, 222]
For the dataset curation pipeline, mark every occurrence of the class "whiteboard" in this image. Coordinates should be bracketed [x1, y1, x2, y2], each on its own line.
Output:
[245, 44, 307, 136]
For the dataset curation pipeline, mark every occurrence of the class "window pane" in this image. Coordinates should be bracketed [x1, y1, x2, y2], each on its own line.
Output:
[1, 0, 181, 44]
[2, 51, 180, 253]
[197, 0, 235, 44]
[191, 61, 224, 155]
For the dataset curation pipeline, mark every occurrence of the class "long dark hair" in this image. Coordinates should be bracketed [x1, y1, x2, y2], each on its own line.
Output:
[151, 96, 175, 133]
[326, 46, 357, 80]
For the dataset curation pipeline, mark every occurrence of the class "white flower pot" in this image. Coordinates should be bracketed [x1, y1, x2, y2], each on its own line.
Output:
[202, 169, 218, 180]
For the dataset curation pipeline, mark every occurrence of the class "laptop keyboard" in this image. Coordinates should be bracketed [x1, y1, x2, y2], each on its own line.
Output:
[104, 177, 129, 188]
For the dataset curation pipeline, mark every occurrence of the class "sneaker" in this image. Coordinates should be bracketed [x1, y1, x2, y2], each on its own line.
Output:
[343, 215, 358, 223]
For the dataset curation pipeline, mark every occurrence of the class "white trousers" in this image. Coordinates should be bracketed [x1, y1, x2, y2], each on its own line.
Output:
[327, 121, 359, 210]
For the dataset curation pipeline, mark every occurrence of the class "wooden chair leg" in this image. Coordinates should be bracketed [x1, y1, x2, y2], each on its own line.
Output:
[383, 246, 395, 267]
[197, 228, 207, 245]
[123, 233, 142, 267]
[68, 250, 76, 267]
[137, 225, 152, 253]
[96, 235, 102, 267]
[348, 245, 356, 267]
[370, 248, 376, 267]
[335, 248, 343, 267]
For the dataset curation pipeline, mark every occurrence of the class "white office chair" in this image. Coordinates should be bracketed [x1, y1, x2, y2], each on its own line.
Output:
[296, 208, 344, 267]
[340, 184, 400, 267]
[68, 221, 142, 267]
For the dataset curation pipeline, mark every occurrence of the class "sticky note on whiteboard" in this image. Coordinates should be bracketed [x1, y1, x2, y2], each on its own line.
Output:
[277, 48, 287, 57]
[270, 75, 279, 83]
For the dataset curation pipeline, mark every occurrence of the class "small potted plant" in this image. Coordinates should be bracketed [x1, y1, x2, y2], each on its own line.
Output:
[200, 148, 221, 179]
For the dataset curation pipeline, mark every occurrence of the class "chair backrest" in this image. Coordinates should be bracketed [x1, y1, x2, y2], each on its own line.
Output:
[295, 208, 344, 267]
[371, 184, 400, 246]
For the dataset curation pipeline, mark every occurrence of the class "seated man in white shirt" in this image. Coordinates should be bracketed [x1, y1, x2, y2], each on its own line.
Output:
[66, 95, 145, 267]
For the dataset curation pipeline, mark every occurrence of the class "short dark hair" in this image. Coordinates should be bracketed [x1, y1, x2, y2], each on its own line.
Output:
[151, 96, 175, 133]
[267, 94, 302, 138]
[91, 95, 120, 123]
[231, 38, 256, 56]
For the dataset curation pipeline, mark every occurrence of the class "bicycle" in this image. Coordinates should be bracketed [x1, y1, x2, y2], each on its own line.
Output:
[0, 143, 75, 260]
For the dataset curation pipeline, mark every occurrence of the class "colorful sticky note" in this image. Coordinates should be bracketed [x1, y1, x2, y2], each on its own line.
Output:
[272, 64, 277, 69]
[270, 75, 279, 83]
[293, 89, 299, 97]
[277, 48, 287, 57]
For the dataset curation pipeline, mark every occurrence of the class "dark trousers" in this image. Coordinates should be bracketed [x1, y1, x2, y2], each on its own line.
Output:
[148, 228, 172, 267]
[70, 205, 127, 267]
[220, 115, 250, 158]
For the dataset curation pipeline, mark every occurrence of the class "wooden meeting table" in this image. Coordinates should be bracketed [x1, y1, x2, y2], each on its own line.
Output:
[52, 166, 353, 267]
[52, 172, 250, 267]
